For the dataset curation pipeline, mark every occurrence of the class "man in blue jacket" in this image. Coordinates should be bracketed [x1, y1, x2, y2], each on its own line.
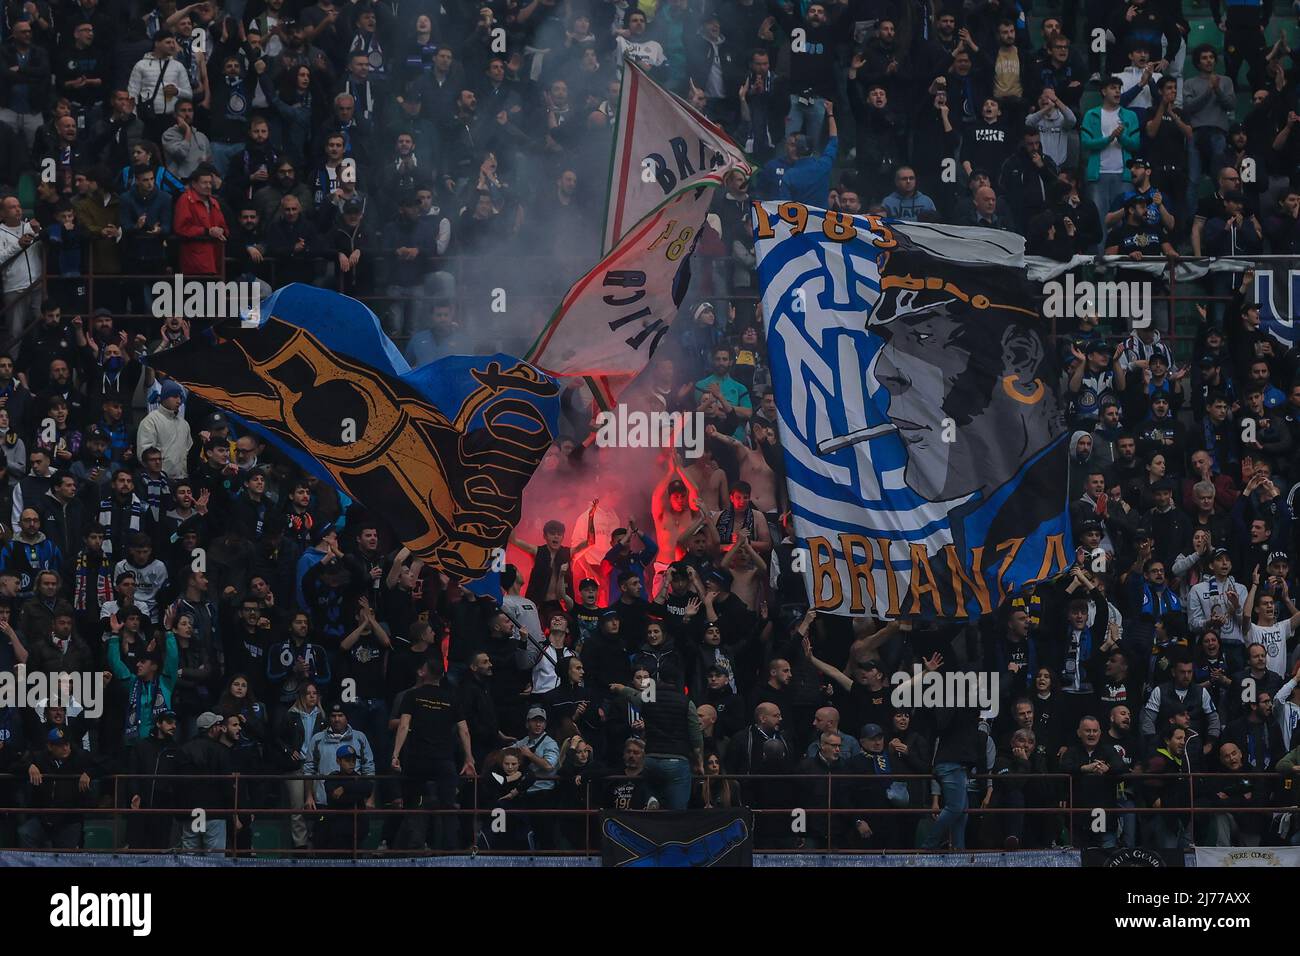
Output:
[756, 99, 837, 205]
[303, 704, 375, 807]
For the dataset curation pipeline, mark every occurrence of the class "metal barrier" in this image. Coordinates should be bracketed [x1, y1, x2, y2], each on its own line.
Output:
[5, 246, 1288, 356]
[1, 769, 1293, 859]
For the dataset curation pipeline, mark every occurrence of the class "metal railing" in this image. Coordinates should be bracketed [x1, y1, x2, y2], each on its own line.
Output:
[5, 244, 1283, 349]
[1, 768, 1294, 858]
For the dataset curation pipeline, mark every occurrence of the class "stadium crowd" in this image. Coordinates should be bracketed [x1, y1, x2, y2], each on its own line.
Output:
[0, 0, 1299, 858]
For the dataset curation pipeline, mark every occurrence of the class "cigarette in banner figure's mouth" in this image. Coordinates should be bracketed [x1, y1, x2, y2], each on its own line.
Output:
[817, 422, 898, 454]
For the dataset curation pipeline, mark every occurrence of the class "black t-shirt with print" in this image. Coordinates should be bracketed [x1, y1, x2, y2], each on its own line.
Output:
[604, 774, 652, 810]
[399, 683, 463, 762]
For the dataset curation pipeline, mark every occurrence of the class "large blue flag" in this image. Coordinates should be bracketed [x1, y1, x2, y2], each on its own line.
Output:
[149, 284, 561, 581]
[752, 203, 1072, 619]
[1256, 264, 1300, 351]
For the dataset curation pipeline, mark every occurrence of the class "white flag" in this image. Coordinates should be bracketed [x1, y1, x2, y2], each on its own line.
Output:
[602, 57, 752, 254]
[531, 187, 712, 379]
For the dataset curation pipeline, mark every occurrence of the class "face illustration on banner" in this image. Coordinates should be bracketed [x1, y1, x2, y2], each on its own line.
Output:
[868, 256, 1057, 503]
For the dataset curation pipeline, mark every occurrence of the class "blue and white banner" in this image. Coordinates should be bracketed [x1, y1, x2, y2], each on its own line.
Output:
[1255, 262, 1300, 351]
[752, 203, 1072, 619]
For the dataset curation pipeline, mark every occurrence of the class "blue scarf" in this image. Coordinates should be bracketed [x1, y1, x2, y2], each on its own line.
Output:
[125, 674, 168, 743]
[1073, 624, 1093, 664]
[1140, 581, 1181, 618]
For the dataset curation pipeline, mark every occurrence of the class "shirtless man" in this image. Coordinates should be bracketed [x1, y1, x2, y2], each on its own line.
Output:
[705, 420, 780, 515]
[652, 475, 706, 593]
[682, 446, 728, 515]
[721, 529, 767, 610]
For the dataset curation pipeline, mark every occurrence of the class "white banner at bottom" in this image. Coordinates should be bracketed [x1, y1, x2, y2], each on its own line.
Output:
[1195, 846, 1300, 867]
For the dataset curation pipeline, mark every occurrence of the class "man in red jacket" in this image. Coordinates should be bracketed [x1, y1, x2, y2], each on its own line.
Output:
[172, 164, 228, 276]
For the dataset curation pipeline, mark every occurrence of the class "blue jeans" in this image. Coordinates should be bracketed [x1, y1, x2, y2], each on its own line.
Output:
[643, 755, 693, 810]
[1188, 127, 1226, 217]
[925, 762, 969, 850]
[1209, 270, 1239, 328]
[180, 817, 227, 852]
[1149, 814, 1188, 850]
[1087, 173, 1129, 251]
[19, 817, 82, 848]
[1116, 797, 1138, 848]
[385, 283, 425, 340]
[785, 95, 826, 151]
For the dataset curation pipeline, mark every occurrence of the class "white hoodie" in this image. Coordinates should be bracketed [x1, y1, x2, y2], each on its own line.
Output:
[1187, 575, 1249, 645]
[136, 404, 192, 479]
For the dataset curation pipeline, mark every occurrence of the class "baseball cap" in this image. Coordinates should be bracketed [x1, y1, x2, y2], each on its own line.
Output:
[343, 197, 364, 214]
[47, 726, 68, 743]
[1126, 156, 1151, 169]
[196, 711, 222, 731]
[157, 710, 177, 722]
[1122, 191, 1150, 207]
[328, 702, 346, 715]
[1269, 550, 1290, 566]
[706, 568, 733, 590]
[1079, 519, 1103, 535]
[526, 705, 547, 721]
[1086, 340, 1110, 354]
[1199, 353, 1221, 368]
[204, 412, 229, 430]
[860, 723, 885, 738]
[578, 577, 599, 591]
[84, 424, 108, 442]
[1210, 547, 1231, 561]
[336, 743, 357, 760]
